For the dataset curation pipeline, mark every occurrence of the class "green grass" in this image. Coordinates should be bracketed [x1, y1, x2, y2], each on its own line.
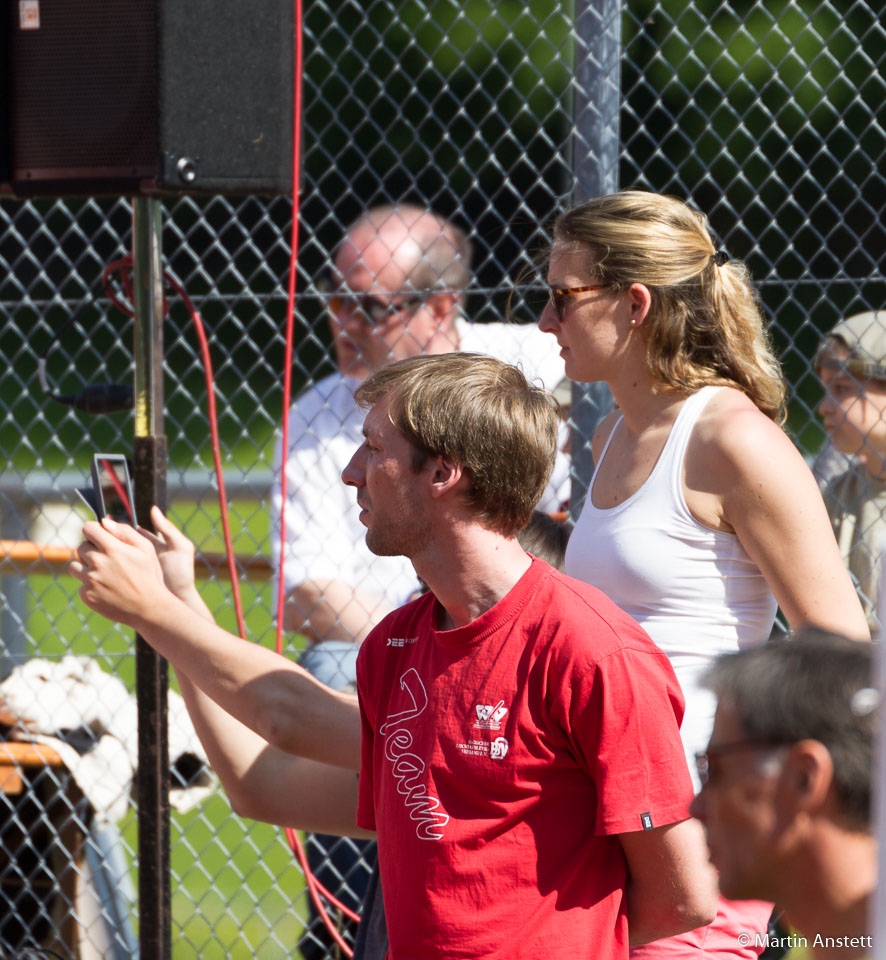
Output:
[112, 799, 309, 958]
[22, 494, 315, 955]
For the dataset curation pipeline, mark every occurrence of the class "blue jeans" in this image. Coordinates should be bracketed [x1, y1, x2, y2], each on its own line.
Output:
[298, 641, 374, 959]
[299, 641, 360, 693]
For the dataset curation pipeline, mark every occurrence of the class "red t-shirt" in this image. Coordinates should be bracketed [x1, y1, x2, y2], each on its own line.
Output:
[356, 558, 693, 960]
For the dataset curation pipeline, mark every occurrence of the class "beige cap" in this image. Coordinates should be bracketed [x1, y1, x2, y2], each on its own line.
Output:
[816, 310, 886, 380]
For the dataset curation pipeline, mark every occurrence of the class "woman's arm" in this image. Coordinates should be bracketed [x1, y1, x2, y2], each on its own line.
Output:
[686, 390, 869, 639]
[175, 669, 370, 835]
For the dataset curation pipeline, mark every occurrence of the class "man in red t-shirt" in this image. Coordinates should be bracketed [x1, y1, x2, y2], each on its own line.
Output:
[72, 353, 717, 959]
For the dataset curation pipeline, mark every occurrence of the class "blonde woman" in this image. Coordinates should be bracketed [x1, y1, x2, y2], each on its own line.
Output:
[538, 191, 868, 958]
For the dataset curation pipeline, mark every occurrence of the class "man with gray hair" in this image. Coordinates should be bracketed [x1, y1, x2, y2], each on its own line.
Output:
[691, 630, 876, 960]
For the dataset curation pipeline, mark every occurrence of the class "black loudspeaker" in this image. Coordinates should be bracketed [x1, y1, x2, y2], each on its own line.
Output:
[1, 0, 294, 196]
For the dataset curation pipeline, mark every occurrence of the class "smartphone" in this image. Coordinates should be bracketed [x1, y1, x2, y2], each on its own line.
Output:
[76, 454, 137, 526]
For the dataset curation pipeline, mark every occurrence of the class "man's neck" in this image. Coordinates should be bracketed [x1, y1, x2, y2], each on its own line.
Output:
[414, 527, 532, 631]
[782, 830, 875, 960]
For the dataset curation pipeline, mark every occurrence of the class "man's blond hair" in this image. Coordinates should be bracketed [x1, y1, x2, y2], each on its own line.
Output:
[355, 353, 559, 536]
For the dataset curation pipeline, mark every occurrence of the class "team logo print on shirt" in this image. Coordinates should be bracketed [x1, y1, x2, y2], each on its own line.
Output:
[457, 736, 510, 760]
[474, 700, 507, 730]
[380, 668, 450, 840]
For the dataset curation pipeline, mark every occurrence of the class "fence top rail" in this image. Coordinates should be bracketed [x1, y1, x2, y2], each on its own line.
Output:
[0, 468, 276, 502]
[0, 538, 273, 581]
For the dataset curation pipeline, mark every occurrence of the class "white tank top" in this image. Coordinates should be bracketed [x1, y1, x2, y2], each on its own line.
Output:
[565, 386, 777, 769]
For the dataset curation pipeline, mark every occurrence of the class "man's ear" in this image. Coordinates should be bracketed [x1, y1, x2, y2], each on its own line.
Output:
[426, 291, 458, 324]
[429, 456, 465, 498]
[626, 283, 652, 327]
[782, 740, 834, 814]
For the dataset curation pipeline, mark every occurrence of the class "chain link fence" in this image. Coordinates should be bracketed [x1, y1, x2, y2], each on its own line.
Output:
[0, 0, 883, 956]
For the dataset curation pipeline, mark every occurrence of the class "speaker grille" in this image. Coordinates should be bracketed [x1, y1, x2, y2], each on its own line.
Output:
[3, 0, 292, 195]
[9, 0, 157, 177]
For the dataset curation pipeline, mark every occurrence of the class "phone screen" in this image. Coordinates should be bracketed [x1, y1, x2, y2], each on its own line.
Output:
[94, 456, 136, 525]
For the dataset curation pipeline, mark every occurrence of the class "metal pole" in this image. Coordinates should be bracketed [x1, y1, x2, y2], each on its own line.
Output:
[569, 0, 621, 519]
[131, 196, 170, 960]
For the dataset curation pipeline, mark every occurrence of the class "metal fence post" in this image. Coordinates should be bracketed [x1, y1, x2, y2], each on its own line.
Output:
[131, 196, 170, 960]
[569, 0, 621, 518]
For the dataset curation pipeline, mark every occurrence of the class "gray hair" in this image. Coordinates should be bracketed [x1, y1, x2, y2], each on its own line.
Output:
[703, 629, 876, 829]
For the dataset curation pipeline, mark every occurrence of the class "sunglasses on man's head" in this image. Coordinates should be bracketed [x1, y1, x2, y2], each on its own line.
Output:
[548, 283, 608, 320]
[321, 278, 426, 327]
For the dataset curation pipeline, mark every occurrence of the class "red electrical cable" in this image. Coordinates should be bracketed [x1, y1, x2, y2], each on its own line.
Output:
[276, 1, 361, 954]
[101, 260, 247, 640]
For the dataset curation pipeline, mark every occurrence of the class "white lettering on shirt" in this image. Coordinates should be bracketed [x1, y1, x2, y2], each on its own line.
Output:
[379, 668, 450, 840]
[386, 637, 418, 647]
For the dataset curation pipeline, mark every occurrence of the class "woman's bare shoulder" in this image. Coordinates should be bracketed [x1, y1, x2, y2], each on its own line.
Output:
[696, 387, 790, 456]
[685, 387, 809, 499]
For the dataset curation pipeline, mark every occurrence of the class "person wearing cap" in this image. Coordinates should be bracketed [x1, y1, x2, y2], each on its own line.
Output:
[816, 310, 886, 631]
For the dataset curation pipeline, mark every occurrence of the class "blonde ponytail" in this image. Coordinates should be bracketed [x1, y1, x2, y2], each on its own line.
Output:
[552, 191, 786, 422]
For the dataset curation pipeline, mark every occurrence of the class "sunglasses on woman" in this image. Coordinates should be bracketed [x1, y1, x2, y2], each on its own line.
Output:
[548, 283, 608, 321]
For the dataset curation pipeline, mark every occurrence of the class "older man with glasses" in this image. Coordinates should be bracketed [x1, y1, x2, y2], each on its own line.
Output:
[270, 204, 568, 956]
[272, 204, 567, 678]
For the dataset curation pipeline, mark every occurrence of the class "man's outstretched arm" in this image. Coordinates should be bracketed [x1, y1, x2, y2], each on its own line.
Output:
[70, 512, 363, 772]
[70, 511, 370, 836]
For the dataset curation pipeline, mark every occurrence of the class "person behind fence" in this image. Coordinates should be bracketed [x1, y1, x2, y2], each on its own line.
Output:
[691, 630, 876, 960]
[271, 203, 569, 954]
[815, 310, 886, 633]
[536, 190, 869, 959]
[71, 353, 718, 959]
